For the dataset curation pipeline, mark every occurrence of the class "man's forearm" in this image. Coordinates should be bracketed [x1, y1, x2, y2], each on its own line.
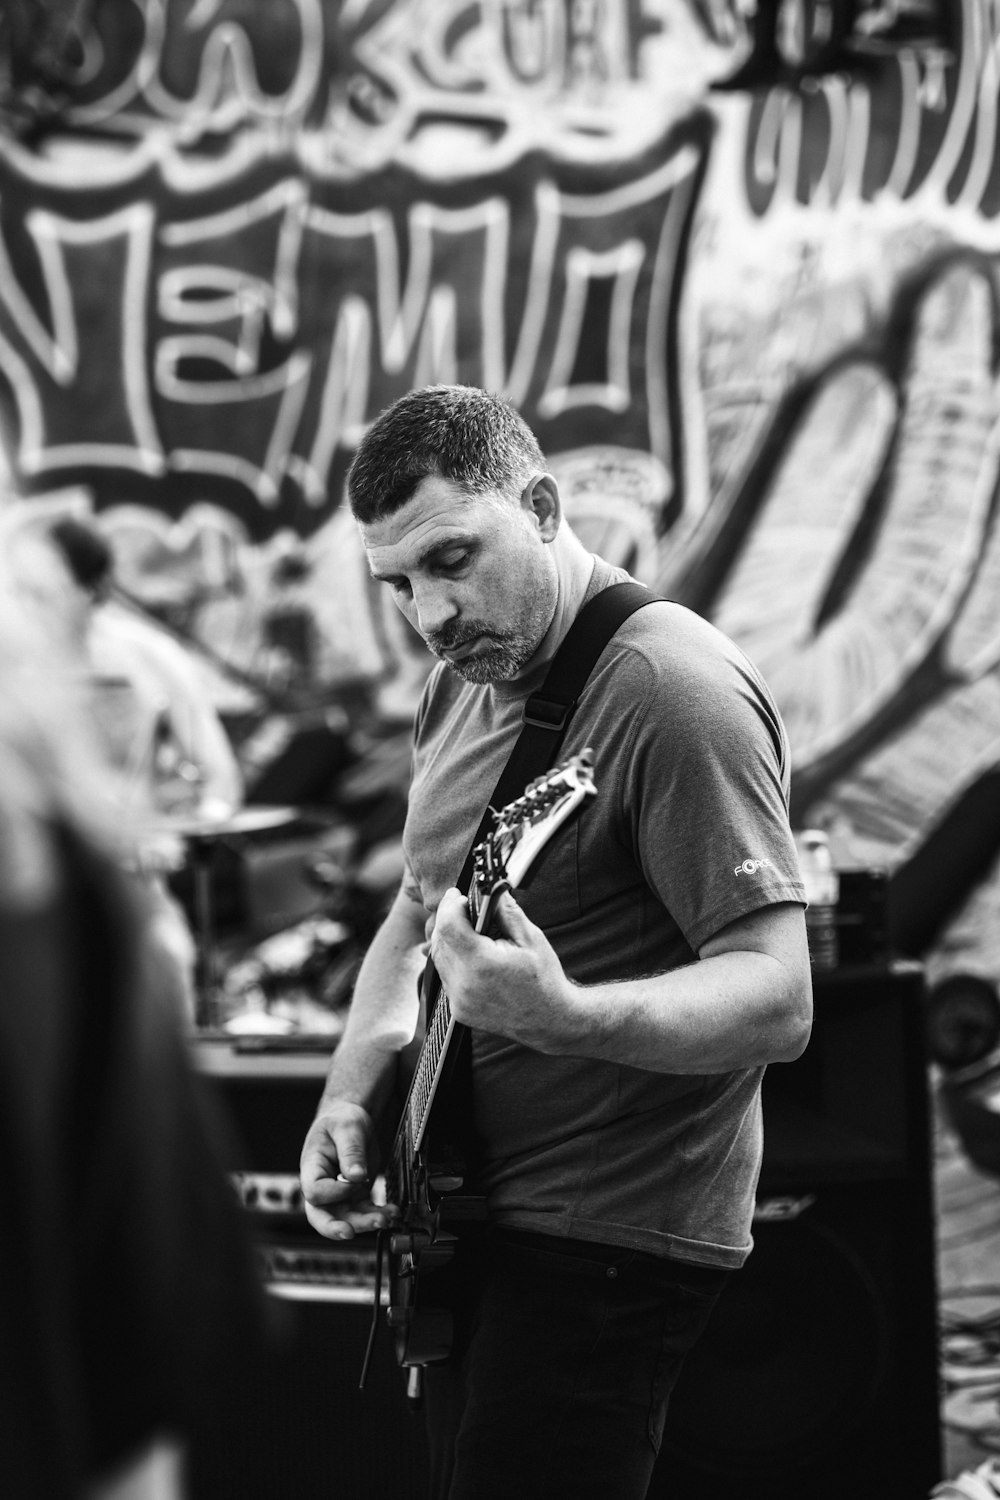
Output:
[559, 947, 812, 1073]
[317, 1032, 409, 1125]
[317, 890, 426, 1119]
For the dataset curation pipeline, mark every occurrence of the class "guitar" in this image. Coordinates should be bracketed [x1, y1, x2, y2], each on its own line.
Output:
[376, 749, 598, 1379]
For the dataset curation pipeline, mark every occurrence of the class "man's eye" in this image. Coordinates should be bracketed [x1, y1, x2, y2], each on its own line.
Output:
[438, 552, 469, 573]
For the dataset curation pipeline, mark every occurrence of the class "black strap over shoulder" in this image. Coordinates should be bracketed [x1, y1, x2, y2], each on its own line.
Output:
[423, 580, 662, 1045]
[517, 578, 658, 769]
[455, 580, 662, 892]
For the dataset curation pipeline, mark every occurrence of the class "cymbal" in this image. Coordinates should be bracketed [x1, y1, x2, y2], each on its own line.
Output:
[145, 805, 301, 840]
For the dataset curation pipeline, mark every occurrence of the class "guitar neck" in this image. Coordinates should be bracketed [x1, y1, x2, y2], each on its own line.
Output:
[403, 967, 460, 1156]
[390, 878, 495, 1179]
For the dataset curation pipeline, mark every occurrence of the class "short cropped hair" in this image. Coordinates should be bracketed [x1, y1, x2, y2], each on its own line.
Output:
[48, 516, 114, 595]
[347, 385, 546, 523]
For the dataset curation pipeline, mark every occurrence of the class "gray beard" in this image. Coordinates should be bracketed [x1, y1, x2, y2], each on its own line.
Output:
[439, 634, 534, 684]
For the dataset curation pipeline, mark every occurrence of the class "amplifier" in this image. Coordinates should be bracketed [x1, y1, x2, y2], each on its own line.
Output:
[658, 960, 941, 1498]
[188, 1046, 429, 1499]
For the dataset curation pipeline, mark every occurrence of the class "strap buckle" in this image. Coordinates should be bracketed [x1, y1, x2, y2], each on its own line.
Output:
[522, 694, 573, 731]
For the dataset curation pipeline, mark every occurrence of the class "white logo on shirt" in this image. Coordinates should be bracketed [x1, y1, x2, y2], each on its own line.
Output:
[754, 1193, 817, 1222]
[734, 857, 773, 877]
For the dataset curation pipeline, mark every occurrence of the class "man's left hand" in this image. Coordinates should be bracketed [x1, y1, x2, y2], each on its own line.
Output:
[430, 886, 583, 1053]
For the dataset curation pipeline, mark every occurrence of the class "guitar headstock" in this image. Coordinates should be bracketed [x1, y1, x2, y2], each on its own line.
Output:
[469, 749, 597, 915]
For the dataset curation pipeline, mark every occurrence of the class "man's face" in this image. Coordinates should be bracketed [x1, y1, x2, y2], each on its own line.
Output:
[360, 472, 560, 684]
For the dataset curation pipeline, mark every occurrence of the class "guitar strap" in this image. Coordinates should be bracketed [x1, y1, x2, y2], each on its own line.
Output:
[450, 579, 662, 950]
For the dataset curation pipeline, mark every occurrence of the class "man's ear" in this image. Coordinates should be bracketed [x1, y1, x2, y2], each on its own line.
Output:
[521, 472, 561, 541]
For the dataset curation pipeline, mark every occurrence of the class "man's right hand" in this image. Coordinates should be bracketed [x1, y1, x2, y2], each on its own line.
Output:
[299, 1101, 397, 1241]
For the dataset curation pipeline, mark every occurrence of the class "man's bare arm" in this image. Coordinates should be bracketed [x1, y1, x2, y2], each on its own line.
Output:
[432, 895, 812, 1072]
[300, 881, 427, 1240]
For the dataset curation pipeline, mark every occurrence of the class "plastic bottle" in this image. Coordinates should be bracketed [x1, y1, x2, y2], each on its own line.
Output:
[796, 828, 840, 971]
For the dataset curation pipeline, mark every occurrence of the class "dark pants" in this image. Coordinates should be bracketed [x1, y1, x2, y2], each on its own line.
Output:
[422, 1228, 730, 1500]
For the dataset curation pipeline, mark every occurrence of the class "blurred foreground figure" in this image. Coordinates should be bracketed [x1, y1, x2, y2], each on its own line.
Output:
[0, 526, 262, 1499]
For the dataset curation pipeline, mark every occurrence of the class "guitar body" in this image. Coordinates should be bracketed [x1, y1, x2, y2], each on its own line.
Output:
[386, 1018, 483, 1368]
[382, 751, 597, 1372]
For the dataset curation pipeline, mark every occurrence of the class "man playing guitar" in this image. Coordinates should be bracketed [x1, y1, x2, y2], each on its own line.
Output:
[300, 385, 812, 1500]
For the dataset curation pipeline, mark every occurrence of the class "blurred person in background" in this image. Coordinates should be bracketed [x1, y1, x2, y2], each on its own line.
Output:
[44, 514, 242, 819]
[0, 518, 263, 1499]
[27, 513, 246, 1019]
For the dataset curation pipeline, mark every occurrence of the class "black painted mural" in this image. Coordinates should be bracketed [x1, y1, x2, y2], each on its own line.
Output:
[2, 0, 999, 987]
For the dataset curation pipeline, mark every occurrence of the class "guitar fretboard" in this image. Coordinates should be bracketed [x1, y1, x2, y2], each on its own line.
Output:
[406, 984, 454, 1153]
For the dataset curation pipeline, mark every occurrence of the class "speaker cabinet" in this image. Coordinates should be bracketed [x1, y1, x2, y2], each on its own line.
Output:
[657, 960, 942, 1498]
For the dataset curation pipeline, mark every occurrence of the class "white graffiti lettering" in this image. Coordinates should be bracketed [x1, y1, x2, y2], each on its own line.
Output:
[0, 129, 707, 528]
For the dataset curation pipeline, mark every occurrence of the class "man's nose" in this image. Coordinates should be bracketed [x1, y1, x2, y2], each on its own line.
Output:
[411, 581, 458, 638]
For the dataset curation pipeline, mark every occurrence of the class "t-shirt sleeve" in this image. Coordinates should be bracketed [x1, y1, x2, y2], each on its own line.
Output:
[622, 614, 805, 953]
[400, 852, 425, 908]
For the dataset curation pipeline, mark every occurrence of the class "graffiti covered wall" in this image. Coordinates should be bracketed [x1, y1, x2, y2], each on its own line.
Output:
[2, 0, 1000, 982]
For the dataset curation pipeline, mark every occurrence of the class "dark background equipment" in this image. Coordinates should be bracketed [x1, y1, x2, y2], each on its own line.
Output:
[188, 960, 940, 1500]
[658, 960, 940, 1498]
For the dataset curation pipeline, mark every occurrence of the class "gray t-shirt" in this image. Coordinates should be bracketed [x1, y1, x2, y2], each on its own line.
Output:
[402, 559, 805, 1268]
